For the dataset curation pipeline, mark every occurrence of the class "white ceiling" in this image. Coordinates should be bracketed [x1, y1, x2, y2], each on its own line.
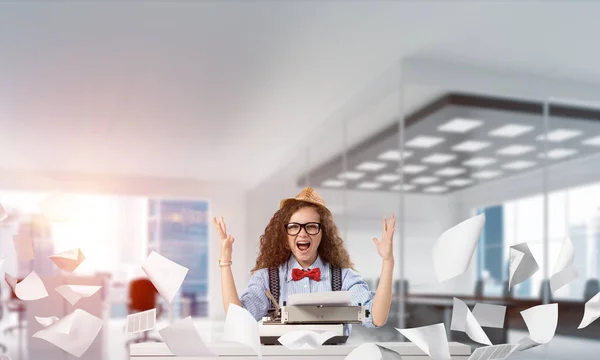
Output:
[2, 1, 600, 188]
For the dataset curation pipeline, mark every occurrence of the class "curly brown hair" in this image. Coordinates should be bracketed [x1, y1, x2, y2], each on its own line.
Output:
[251, 200, 355, 272]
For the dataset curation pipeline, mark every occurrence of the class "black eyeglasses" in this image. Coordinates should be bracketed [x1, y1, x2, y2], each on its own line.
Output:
[284, 222, 321, 236]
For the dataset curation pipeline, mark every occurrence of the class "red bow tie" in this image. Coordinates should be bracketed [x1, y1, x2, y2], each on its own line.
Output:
[291, 268, 321, 282]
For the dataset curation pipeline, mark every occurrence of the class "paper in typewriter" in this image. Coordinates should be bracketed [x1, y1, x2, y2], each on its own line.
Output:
[126, 308, 156, 333]
[468, 344, 518, 360]
[287, 291, 352, 306]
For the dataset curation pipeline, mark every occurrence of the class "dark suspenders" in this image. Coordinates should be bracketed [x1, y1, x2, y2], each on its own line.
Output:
[268, 265, 342, 307]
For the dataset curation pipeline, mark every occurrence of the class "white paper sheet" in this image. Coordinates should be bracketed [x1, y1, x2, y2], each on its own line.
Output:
[396, 323, 451, 360]
[550, 237, 578, 293]
[49, 248, 86, 273]
[517, 303, 558, 351]
[468, 344, 519, 360]
[0, 202, 7, 222]
[433, 213, 485, 282]
[0, 255, 5, 272]
[35, 316, 60, 327]
[578, 291, 600, 329]
[55, 284, 102, 306]
[223, 303, 262, 358]
[126, 308, 156, 334]
[158, 316, 216, 356]
[472, 303, 506, 328]
[450, 298, 492, 346]
[32, 308, 104, 358]
[277, 330, 337, 350]
[141, 251, 188, 304]
[13, 271, 48, 301]
[509, 243, 539, 287]
[344, 343, 404, 360]
[287, 291, 352, 306]
[12, 233, 34, 261]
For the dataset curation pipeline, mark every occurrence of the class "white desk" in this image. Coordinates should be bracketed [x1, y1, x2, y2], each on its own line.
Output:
[130, 341, 472, 360]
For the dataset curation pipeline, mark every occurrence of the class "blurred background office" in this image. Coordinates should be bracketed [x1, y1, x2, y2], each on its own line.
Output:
[1, 1, 600, 359]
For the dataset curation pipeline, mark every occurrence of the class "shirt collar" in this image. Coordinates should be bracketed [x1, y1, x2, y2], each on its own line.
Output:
[285, 255, 326, 282]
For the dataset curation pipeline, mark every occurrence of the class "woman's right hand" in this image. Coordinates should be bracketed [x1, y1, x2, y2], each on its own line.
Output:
[213, 216, 234, 263]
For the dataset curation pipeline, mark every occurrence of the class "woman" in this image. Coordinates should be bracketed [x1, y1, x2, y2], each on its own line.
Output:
[213, 186, 395, 329]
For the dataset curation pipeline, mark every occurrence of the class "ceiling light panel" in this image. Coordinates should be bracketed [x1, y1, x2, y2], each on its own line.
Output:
[338, 171, 365, 180]
[357, 182, 382, 190]
[502, 160, 536, 170]
[536, 128, 582, 142]
[435, 167, 467, 177]
[375, 174, 401, 182]
[452, 140, 491, 152]
[446, 178, 474, 187]
[390, 184, 416, 191]
[463, 157, 497, 167]
[497, 145, 535, 156]
[582, 136, 600, 146]
[472, 170, 503, 179]
[541, 148, 578, 159]
[422, 153, 456, 164]
[437, 118, 483, 133]
[378, 150, 412, 161]
[322, 179, 345, 187]
[412, 176, 439, 185]
[400, 164, 428, 174]
[423, 186, 448, 193]
[488, 124, 534, 138]
[405, 136, 445, 148]
[356, 161, 387, 171]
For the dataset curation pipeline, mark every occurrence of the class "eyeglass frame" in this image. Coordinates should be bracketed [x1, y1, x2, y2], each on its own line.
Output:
[284, 222, 322, 236]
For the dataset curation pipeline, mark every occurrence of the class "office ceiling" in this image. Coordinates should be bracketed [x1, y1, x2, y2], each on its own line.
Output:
[302, 94, 600, 194]
[2, 2, 600, 188]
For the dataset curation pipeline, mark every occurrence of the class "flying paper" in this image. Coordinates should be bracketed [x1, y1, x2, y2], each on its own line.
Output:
[578, 291, 600, 329]
[450, 298, 492, 346]
[433, 213, 485, 282]
[517, 303, 558, 351]
[55, 285, 102, 306]
[13, 233, 34, 261]
[345, 343, 404, 360]
[223, 304, 262, 358]
[141, 251, 188, 304]
[158, 316, 216, 356]
[550, 236, 578, 293]
[32, 308, 104, 358]
[396, 323, 451, 360]
[0, 202, 7, 222]
[472, 303, 506, 328]
[509, 243, 539, 288]
[6, 271, 49, 301]
[468, 344, 518, 360]
[35, 316, 60, 327]
[126, 308, 156, 334]
[0, 256, 5, 272]
[49, 248, 86, 273]
[277, 330, 337, 350]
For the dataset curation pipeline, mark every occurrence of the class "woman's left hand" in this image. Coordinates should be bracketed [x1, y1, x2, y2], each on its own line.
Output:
[373, 213, 395, 262]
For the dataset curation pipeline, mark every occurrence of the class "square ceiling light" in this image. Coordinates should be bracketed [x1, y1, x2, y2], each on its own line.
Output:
[452, 140, 491, 152]
[437, 118, 483, 133]
[338, 171, 365, 180]
[502, 160, 536, 170]
[488, 124, 534, 138]
[422, 153, 456, 164]
[423, 186, 448, 193]
[412, 176, 439, 185]
[405, 136, 445, 148]
[375, 174, 401, 182]
[472, 170, 503, 179]
[322, 179, 346, 187]
[541, 148, 578, 159]
[497, 145, 535, 156]
[582, 136, 600, 146]
[536, 128, 582, 142]
[435, 167, 467, 177]
[446, 178, 474, 187]
[357, 182, 382, 190]
[356, 161, 387, 171]
[463, 157, 497, 167]
[400, 164, 428, 174]
[378, 150, 412, 161]
[390, 184, 416, 191]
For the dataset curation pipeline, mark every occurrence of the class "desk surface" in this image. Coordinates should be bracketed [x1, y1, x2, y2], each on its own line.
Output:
[130, 341, 471, 358]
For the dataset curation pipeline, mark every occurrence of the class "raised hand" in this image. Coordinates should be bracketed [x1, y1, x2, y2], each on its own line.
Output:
[213, 216, 234, 263]
[372, 213, 395, 262]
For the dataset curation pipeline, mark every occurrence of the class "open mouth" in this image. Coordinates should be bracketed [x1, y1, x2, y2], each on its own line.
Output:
[296, 240, 311, 253]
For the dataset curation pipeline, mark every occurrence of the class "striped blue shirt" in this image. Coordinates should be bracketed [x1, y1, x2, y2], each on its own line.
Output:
[240, 255, 377, 334]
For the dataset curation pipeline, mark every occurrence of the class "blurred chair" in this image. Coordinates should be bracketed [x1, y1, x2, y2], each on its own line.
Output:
[125, 278, 162, 347]
[0, 286, 7, 354]
[3, 279, 26, 337]
[583, 279, 600, 302]
[474, 279, 484, 297]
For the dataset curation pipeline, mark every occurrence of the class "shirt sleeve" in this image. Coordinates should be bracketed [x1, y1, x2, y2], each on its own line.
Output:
[341, 268, 378, 328]
[239, 268, 271, 321]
